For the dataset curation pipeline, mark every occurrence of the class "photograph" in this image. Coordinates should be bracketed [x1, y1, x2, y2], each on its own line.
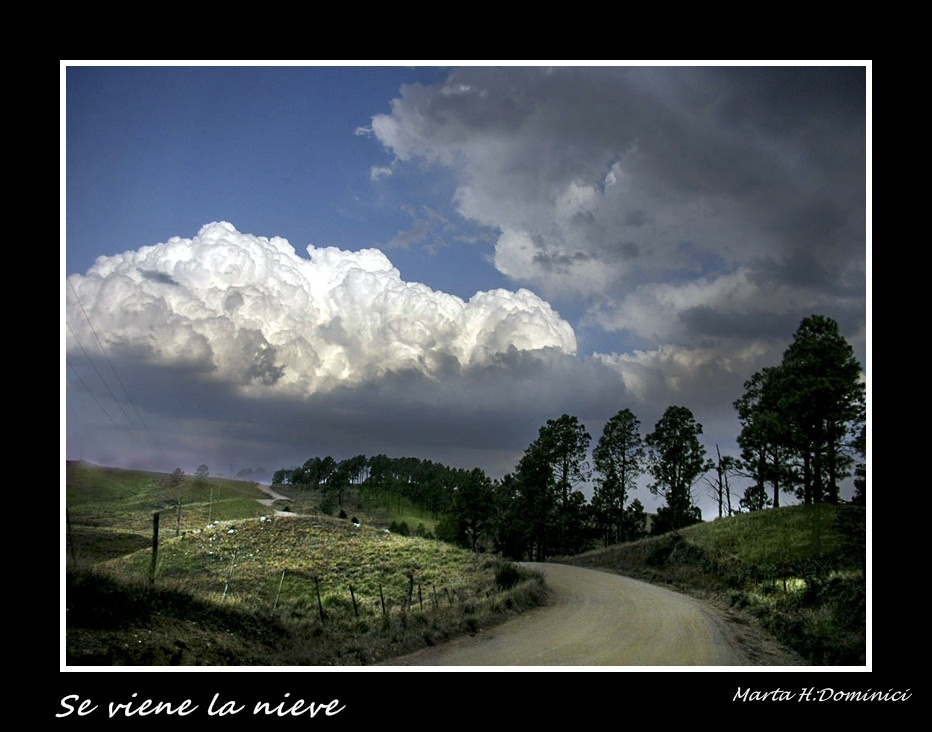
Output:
[62, 61, 879, 717]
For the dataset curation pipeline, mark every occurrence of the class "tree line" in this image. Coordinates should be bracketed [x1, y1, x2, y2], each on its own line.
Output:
[272, 315, 866, 560]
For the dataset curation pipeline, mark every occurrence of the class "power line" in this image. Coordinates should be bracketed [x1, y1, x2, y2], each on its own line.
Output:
[65, 356, 118, 425]
[65, 321, 133, 425]
[66, 275, 150, 431]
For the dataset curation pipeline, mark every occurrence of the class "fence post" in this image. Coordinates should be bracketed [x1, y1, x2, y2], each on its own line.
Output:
[273, 570, 285, 610]
[314, 576, 326, 623]
[149, 512, 160, 585]
[66, 510, 77, 566]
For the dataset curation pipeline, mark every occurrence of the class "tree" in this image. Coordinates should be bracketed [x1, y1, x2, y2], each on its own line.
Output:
[852, 463, 866, 505]
[511, 414, 591, 559]
[169, 468, 185, 536]
[646, 406, 708, 533]
[169, 467, 185, 488]
[703, 446, 737, 518]
[778, 315, 865, 505]
[623, 498, 650, 540]
[734, 366, 795, 508]
[271, 467, 294, 486]
[536, 414, 591, 555]
[738, 482, 771, 512]
[852, 424, 866, 506]
[451, 468, 496, 552]
[512, 441, 557, 560]
[591, 408, 644, 544]
[328, 456, 367, 507]
[490, 473, 529, 560]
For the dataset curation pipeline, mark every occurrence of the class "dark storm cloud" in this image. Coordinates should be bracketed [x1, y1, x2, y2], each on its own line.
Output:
[678, 306, 806, 341]
[67, 345, 635, 482]
[372, 66, 866, 311]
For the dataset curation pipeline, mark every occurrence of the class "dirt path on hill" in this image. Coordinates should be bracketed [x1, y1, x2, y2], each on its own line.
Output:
[384, 562, 804, 666]
[256, 484, 294, 516]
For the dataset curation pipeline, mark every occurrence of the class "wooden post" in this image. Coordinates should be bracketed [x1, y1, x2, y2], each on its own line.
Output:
[176, 481, 183, 537]
[349, 585, 359, 618]
[314, 576, 326, 623]
[273, 570, 285, 610]
[66, 510, 77, 566]
[149, 512, 160, 585]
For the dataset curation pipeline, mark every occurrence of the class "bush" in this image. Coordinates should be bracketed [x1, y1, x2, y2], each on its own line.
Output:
[494, 562, 522, 590]
[389, 521, 410, 536]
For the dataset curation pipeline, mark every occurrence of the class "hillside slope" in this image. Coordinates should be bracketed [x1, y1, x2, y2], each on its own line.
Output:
[63, 461, 544, 666]
[558, 504, 866, 665]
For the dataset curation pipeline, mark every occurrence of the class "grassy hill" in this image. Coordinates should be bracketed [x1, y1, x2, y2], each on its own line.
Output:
[558, 503, 867, 665]
[63, 461, 544, 666]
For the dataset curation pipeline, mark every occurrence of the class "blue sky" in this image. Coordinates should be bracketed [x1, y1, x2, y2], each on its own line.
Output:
[63, 63, 870, 518]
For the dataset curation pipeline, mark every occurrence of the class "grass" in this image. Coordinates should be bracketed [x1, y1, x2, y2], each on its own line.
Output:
[560, 503, 866, 665]
[66, 461, 270, 554]
[64, 461, 544, 666]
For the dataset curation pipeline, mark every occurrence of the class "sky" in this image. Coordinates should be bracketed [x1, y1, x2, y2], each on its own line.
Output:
[62, 63, 870, 519]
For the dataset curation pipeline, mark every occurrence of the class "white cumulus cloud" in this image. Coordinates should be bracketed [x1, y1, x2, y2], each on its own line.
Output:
[66, 222, 577, 396]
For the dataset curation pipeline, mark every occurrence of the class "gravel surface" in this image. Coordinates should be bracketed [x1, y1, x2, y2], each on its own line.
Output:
[383, 562, 806, 667]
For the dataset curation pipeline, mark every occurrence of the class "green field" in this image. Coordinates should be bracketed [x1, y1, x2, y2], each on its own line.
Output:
[64, 461, 543, 666]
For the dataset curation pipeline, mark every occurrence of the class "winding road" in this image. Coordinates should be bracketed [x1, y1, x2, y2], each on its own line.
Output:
[385, 562, 799, 666]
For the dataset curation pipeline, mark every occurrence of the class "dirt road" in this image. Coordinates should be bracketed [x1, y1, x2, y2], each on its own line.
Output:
[385, 562, 801, 666]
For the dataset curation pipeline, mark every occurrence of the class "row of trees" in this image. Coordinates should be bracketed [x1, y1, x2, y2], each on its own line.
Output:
[490, 405, 711, 560]
[271, 404, 711, 560]
[273, 453, 486, 517]
[272, 315, 866, 559]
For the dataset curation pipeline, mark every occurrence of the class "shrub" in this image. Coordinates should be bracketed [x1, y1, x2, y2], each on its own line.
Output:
[494, 562, 522, 590]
